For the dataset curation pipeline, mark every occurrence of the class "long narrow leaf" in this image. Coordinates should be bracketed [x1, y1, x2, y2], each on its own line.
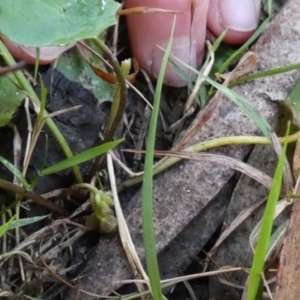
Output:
[41, 139, 123, 176]
[9, 215, 49, 230]
[0, 156, 30, 190]
[247, 123, 289, 300]
[0, 215, 16, 239]
[142, 18, 176, 300]
[165, 52, 272, 139]
[194, 71, 272, 138]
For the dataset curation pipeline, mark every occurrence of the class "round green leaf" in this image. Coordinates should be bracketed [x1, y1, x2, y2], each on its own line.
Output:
[0, 0, 120, 47]
[0, 74, 26, 127]
[56, 48, 115, 103]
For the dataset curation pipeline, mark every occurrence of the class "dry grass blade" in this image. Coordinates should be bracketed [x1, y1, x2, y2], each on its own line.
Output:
[218, 276, 244, 290]
[207, 197, 266, 259]
[219, 51, 258, 82]
[116, 267, 243, 287]
[127, 80, 153, 108]
[107, 154, 149, 290]
[40, 229, 86, 261]
[10, 219, 85, 255]
[109, 149, 138, 176]
[249, 200, 291, 254]
[262, 272, 273, 300]
[0, 290, 13, 297]
[161, 267, 243, 287]
[153, 151, 283, 194]
[183, 281, 197, 300]
[118, 130, 300, 192]
[220, 276, 276, 299]
[0, 250, 33, 264]
[45, 105, 82, 119]
[40, 188, 70, 199]
[174, 83, 220, 150]
[184, 41, 214, 113]
[70, 199, 90, 218]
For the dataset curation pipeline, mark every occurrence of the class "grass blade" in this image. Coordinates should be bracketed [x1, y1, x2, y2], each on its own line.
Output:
[247, 122, 289, 300]
[230, 62, 300, 87]
[142, 17, 176, 300]
[197, 75, 272, 138]
[0, 156, 31, 190]
[41, 139, 123, 176]
[165, 52, 272, 139]
[9, 215, 49, 230]
[0, 215, 16, 239]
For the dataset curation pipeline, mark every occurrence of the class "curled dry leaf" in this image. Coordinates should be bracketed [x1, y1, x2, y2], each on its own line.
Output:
[77, 42, 139, 84]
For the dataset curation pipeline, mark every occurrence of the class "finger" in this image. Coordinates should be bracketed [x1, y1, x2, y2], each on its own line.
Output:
[125, 0, 209, 87]
[207, 0, 261, 44]
[1, 34, 70, 65]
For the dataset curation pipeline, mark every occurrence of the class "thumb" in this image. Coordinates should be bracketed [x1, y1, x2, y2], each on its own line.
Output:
[207, 0, 261, 44]
[125, 0, 209, 87]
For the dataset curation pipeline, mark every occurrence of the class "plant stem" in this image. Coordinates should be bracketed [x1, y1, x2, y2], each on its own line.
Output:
[0, 40, 83, 183]
[118, 131, 300, 192]
[229, 62, 300, 87]
[88, 37, 127, 178]
[0, 179, 68, 215]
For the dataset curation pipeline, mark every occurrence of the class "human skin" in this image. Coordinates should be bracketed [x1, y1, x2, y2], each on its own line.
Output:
[0, 34, 70, 65]
[125, 0, 261, 87]
[207, 0, 261, 44]
[2, 0, 261, 86]
[125, 0, 210, 87]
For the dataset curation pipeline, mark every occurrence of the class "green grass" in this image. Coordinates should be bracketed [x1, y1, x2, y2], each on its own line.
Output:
[141, 17, 176, 300]
[247, 123, 290, 300]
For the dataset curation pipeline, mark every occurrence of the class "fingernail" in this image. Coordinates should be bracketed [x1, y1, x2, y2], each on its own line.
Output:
[151, 37, 198, 87]
[220, 0, 261, 31]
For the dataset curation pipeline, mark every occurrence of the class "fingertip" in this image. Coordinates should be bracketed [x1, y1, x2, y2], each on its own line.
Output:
[125, 0, 209, 87]
[207, 0, 261, 44]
